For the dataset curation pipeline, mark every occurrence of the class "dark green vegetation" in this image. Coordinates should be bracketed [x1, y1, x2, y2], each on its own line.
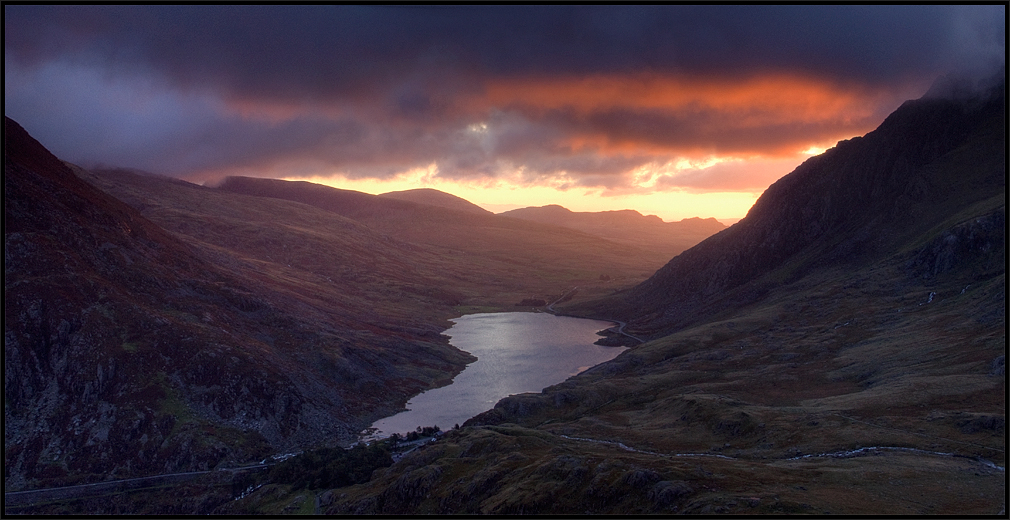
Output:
[266, 443, 393, 491]
[5, 76, 1004, 515]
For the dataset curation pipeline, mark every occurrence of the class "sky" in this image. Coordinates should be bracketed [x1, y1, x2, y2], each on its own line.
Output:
[5, 5, 1005, 222]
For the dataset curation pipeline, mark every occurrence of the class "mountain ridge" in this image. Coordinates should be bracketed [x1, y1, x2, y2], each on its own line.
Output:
[574, 78, 1006, 337]
[501, 204, 726, 258]
[212, 175, 717, 297]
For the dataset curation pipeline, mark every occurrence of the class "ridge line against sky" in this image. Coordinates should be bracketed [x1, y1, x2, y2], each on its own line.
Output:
[4, 5, 1005, 221]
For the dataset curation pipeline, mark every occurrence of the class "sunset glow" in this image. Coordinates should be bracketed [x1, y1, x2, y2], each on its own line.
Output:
[6, 5, 1003, 221]
[288, 172, 763, 223]
[479, 74, 883, 132]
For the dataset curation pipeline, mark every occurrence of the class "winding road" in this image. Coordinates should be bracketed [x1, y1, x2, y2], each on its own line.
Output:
[557, 433, 1005, 471]
[547, 286, 644, 344]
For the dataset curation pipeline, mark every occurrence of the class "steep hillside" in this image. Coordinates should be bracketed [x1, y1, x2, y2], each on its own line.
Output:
[501, 204, 725, 257]
[379, 188, 493, 216]
[214, 176, 676, 304]
[573, 78, 1005, 337]
[4, 117, 474, 491]
[309, 81, 1005, 515]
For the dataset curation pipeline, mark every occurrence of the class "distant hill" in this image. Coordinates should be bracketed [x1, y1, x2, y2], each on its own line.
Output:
[379, 188, 493, 216]
[215, 176, 680, 294]
[501, 205, 725, 257]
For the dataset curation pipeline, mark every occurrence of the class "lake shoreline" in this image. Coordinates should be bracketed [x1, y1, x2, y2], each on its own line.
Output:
[360, 312, 626, 442]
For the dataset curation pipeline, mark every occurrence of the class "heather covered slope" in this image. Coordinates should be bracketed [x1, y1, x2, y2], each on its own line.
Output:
[4, 117, 475, 491]
[214, 176, 676, 302]
[315, 82, 1005, 515]
[501, 204, 725, 258]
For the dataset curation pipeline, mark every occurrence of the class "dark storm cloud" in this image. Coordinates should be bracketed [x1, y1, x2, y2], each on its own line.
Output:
[4, 4, 1004, 188]
[5, 5, 992, 94]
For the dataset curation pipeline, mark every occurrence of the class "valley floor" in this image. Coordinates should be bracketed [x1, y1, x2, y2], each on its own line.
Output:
[318, 260, 1004, 515]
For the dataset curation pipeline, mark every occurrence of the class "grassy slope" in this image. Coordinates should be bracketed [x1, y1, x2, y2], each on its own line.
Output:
[87, 170, 677, 312]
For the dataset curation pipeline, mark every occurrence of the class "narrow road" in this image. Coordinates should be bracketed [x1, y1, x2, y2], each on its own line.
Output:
[606, 318, 644, 344]
[547, 286, 644, 344]
[557, 433, 1004, 471]
[546, 286, 579, 313]
[4, 463, 271, 509]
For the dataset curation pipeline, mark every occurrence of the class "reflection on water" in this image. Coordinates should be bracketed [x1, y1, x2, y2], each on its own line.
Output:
[363, 312, 625, 440]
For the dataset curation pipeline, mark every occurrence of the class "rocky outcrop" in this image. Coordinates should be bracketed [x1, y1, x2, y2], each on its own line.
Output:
[907, 207, 1005, 279]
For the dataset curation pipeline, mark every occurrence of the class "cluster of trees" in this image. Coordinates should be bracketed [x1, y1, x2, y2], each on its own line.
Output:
[267, 442, 393, 490]
[391, 425, 442, 443]
[266, 425, 450, 490]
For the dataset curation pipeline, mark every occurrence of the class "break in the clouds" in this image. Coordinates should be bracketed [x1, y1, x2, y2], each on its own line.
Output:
[4, 5, 1005, 192]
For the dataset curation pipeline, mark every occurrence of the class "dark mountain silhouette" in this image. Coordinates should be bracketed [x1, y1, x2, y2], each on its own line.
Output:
[379, 187, 493, 215]
[501, 204, 725, 257]
[576, 77, 1005, 337]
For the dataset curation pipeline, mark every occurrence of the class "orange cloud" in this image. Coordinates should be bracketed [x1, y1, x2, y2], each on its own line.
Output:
[481, 74, 877, 120]
[469, 73, 898, 157]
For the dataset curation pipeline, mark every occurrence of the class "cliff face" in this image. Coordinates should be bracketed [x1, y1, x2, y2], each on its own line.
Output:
[613, 80, 1005, 335]
[6, 117, 262, 487]
[4, 117, 473, 490]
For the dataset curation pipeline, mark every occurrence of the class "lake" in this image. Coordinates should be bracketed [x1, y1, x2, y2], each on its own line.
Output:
[362, 312, 626, 440]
